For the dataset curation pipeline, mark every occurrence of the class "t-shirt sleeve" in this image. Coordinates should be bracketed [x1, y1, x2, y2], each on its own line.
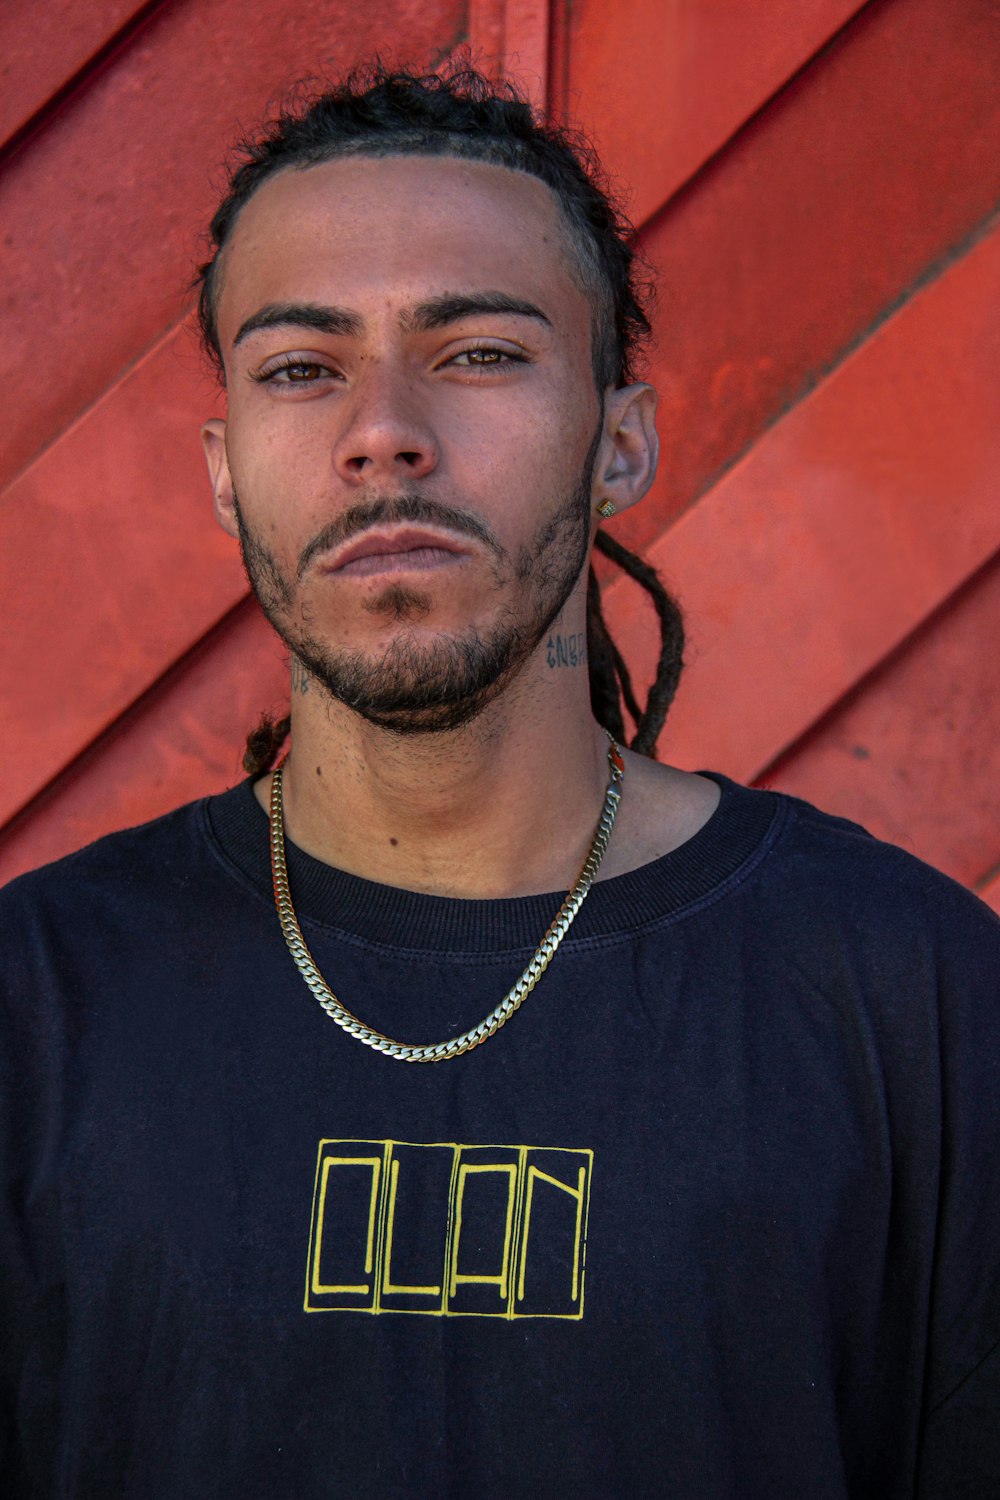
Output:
[0, 878, 67, 1497]
[914, 880, 1000, 1495]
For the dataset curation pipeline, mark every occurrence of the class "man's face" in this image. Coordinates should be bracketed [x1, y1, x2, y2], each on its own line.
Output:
[205, 154, 611, 732]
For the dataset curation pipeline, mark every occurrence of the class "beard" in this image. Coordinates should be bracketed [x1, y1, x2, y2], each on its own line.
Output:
[233, 431, 600, 735]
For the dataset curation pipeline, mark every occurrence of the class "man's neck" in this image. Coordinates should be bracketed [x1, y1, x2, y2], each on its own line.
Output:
[257, 667, 613, 899]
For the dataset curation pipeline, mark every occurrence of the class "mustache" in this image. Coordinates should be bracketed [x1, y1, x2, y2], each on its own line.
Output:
[296, 493, 507, 581]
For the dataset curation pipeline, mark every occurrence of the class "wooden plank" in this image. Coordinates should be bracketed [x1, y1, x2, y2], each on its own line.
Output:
[0, 321, 245, 827]
[603, 220, 1000, 783]
[759, 552, 1000, 887]
[605, 0, 1000, 560]
[0, 602, 288, 885]
[558, 0, 866, 227]
[0, 0, 467, 489]
[0, 0, 149, 149]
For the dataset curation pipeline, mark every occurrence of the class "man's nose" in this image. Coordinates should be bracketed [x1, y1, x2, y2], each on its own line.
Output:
[331, 363, 439, 484]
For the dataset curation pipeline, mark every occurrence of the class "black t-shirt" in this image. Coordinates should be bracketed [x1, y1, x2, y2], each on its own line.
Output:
[2, 775, 999, 1498]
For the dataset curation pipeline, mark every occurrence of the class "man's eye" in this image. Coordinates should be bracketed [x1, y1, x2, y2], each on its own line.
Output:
[254, 361, 333, 385]
[251, 360, 338, 387]
[448, 346, 522, 368]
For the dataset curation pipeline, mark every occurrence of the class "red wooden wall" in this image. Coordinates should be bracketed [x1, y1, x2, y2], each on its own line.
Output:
[2, 0, 999, 912]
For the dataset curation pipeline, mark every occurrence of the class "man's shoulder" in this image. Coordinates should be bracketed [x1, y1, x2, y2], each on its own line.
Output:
[0, 786, 239, 925]
[750, 779, 1000, 964]
[768, 781, 981, 897]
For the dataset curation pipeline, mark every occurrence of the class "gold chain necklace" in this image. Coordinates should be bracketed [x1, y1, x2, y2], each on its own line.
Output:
[269, 737, 625, 1063]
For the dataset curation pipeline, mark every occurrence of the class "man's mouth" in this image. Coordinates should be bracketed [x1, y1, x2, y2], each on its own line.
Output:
[319, 527, 471, 578]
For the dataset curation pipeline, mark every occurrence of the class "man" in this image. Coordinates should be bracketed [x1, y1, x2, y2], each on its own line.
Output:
[2, 64, 998, 1498]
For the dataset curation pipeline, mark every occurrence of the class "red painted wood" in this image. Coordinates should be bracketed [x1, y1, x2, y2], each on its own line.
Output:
[0, 321, 244, 827]
[978, 871, 1000, 917]
[0, 0, 149, 148]
[759, 552, 1000, 888]
[500, 0, 549, 106]
[467, 0, 506, 73]
[606, 0, 1000, 561]
[559, 0, 865, 227]
[468, 0, 550, 102]
[0, 0, 467, 490]
[603, 221, 1000, 782]
[0, 601, 288, 886]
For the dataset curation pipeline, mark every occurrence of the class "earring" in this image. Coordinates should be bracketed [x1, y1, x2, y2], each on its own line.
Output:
[596, 499, 616, 519]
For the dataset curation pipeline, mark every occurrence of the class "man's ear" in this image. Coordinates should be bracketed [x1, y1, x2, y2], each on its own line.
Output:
[592, 382, 659, 518]
[201, 418, 238, 538]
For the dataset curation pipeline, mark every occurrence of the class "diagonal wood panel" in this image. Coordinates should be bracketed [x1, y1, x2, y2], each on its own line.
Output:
[759, 551, 1000, 887]
[616, 0, 1000, 554]
[0, 323, 243, 827]
[603, 219, 1000, 783]
[0, 0, 152, 148]
[0, 602, 288, 885]
[555, 0, 867, 226]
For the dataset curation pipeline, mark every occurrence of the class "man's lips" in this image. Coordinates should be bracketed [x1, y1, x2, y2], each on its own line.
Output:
[318, 527, 471, 579]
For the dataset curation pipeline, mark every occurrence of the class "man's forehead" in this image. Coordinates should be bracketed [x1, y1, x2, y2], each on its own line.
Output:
[233, 150, 567, 232]
[215, 153, 586, 336]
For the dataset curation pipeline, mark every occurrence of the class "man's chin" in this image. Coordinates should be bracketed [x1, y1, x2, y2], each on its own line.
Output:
[343, 689, 502, 736]
[291, 625, 522, 736]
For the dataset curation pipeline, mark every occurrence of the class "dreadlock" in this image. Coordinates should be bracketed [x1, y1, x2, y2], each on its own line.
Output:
[588, 533, 685, 756]
[241, 537, 683, 775]
[242, 712, 292, 776]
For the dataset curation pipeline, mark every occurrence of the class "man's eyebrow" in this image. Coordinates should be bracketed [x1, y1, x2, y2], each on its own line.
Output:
[402, 292, 552, 333]
[232, 302, 363, 348]
[231, 293, 551, 350]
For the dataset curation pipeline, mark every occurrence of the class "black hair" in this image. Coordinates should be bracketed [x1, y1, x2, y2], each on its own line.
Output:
[193, 62, 684, 766]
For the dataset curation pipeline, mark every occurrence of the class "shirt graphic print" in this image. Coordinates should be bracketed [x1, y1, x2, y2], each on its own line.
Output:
[305, 1139, 592, 1319]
